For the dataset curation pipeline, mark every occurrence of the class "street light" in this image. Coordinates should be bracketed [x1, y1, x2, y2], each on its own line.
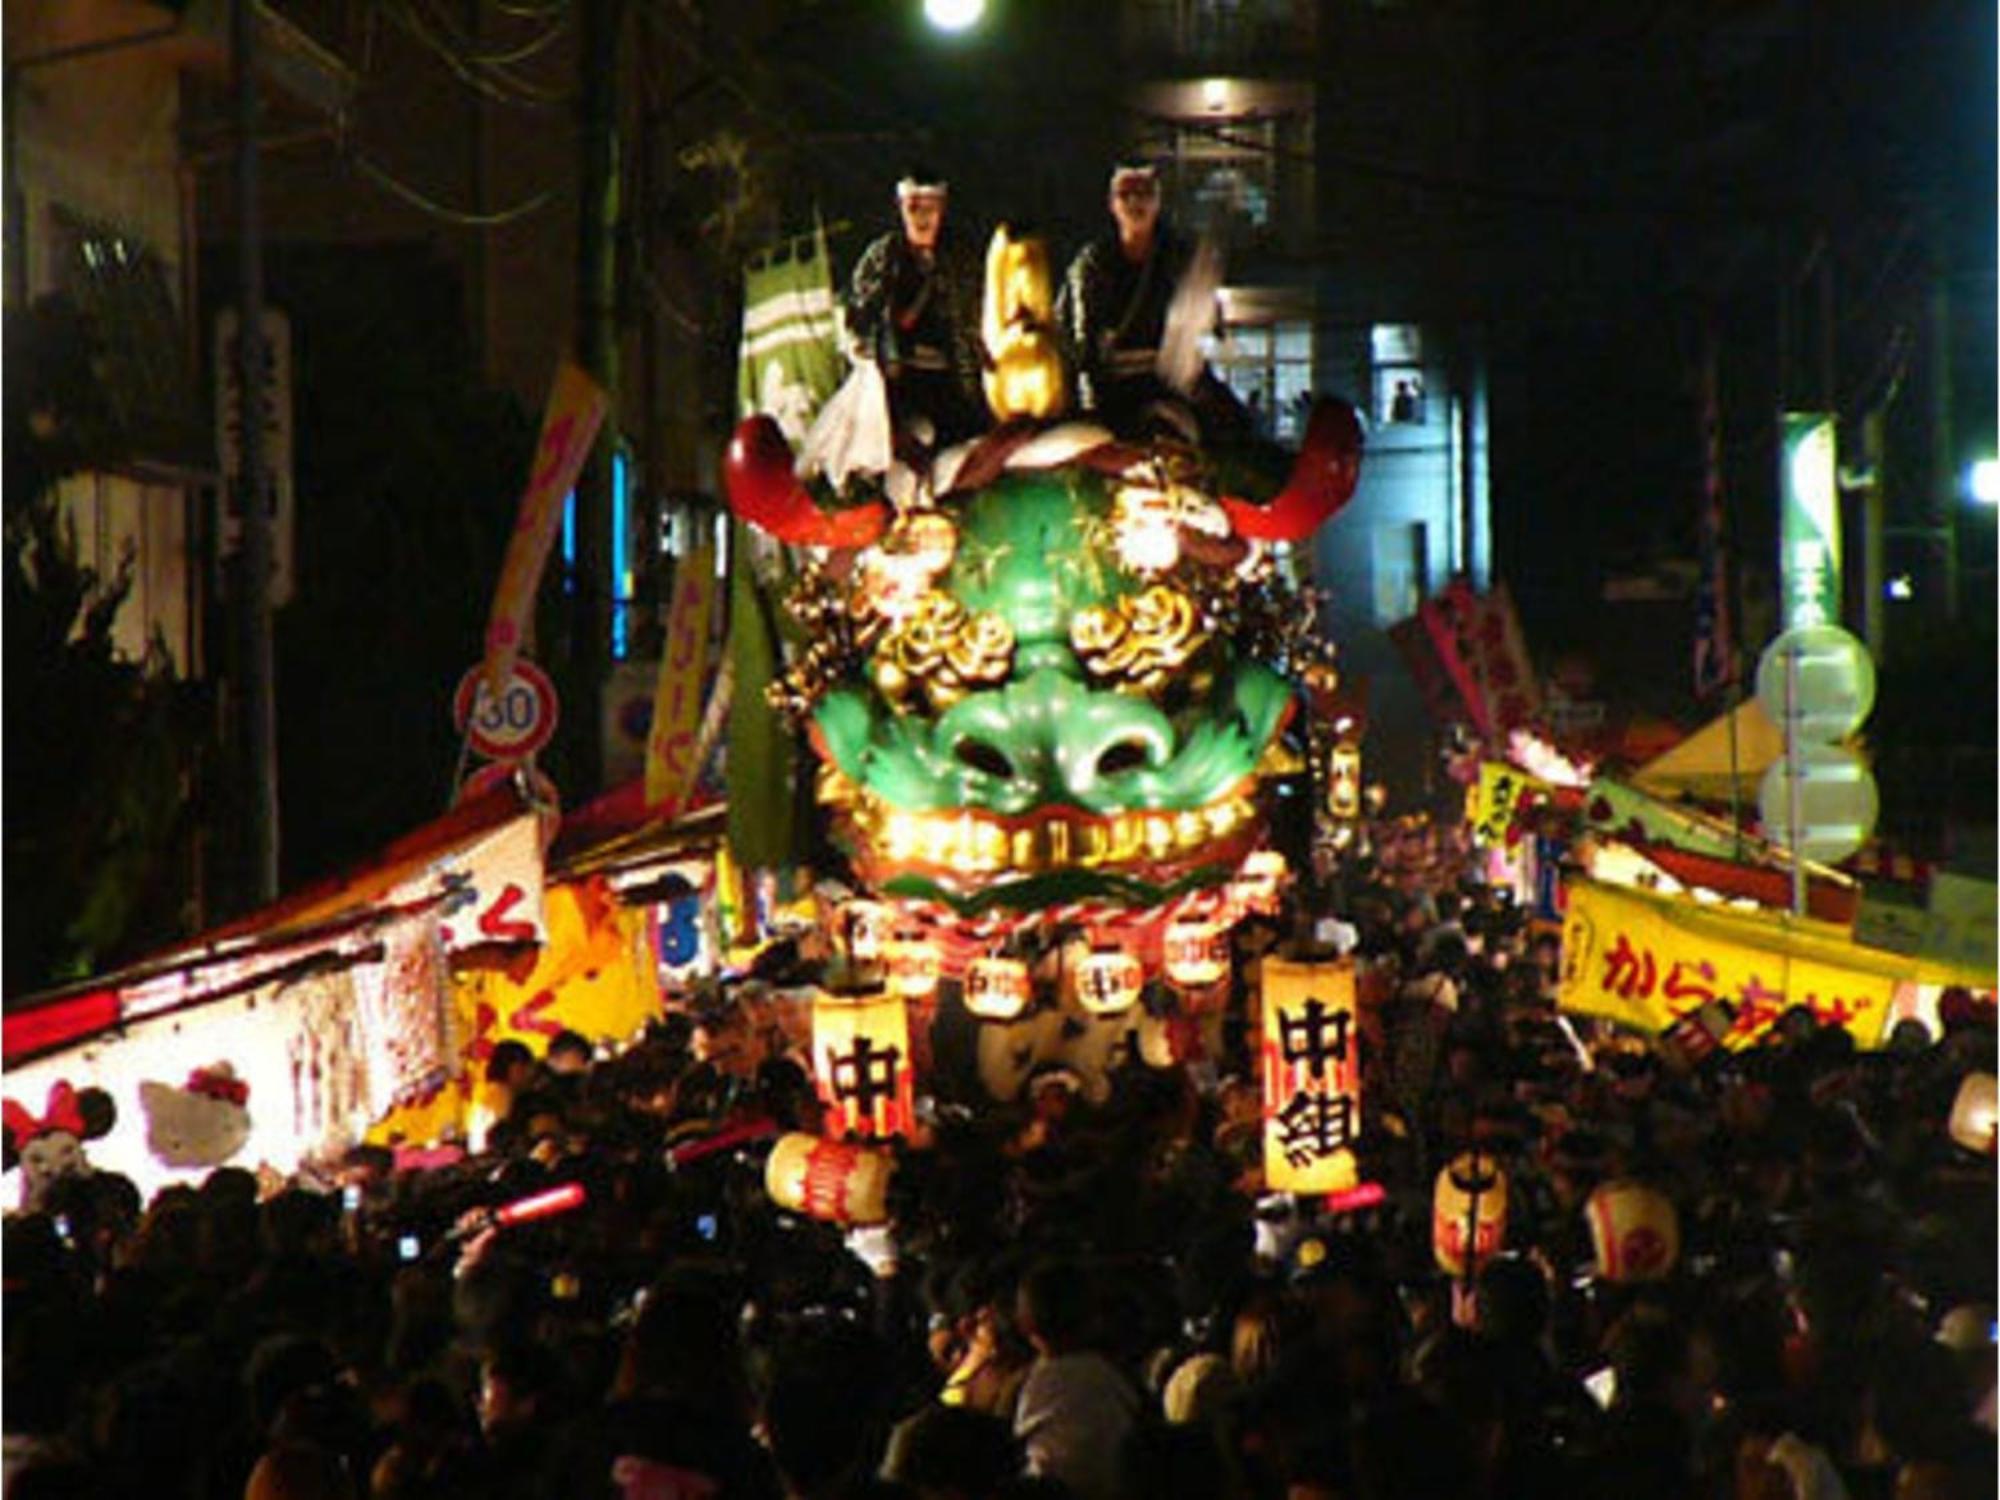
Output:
[924, 0, 984, 32]
[1967, 458, 1999, 506]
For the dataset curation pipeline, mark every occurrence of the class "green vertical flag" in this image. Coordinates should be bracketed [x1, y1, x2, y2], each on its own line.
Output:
[737, 223, 845, 440]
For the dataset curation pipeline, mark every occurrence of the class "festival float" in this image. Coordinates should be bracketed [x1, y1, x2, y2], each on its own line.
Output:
[726, 222, 1371, 1199]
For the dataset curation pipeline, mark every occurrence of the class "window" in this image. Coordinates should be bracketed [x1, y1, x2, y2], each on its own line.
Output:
[1210, 317, 1312, 440]
[1139, 116, 1283, 249]
[1370, 323, 1426, 427]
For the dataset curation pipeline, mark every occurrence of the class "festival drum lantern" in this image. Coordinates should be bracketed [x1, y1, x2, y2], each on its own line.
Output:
[1585, 1180, 1681, 1283]
[1259, 957, 1360, 1194]
[884, 931, 942, 1002]
[764, 1133, 895, 1226]
[1073, 945, 1144, 1017]
[1433, 1152, 1508, 1278]
[1948, 1073, 1998, 1155]
[964, 954, 1032, 1021]
[1163, 916, 1229, 990]
[810, 988, 916, 1139]
[1326, 739, 1362, 821]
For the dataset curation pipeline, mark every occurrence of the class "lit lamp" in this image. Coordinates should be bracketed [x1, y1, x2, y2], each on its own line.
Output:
[885, 931, 942, 1002]
[964, 954, 1032, 1021]
[1948, 1073, 1998, 1154]
[1585, 1180, 1681, 1283]
[1259, 956, 1360, 1194]
[1326, 739, 1362, 820]
[1073, 944, 1144, 1017]
[1162, 915, 1229, 990]
[765, 1133, 895, 1225]
[810, 987, 915, 1139]
[1433, 1152, 1508, 1278]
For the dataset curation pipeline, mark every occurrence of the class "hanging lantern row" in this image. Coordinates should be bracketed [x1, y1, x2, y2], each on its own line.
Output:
[1162, 915, 1229, 988]
[1073, 945, 1145, 1016]
[964, 954, 1033, 1020]
[885, 932, 943, 1002]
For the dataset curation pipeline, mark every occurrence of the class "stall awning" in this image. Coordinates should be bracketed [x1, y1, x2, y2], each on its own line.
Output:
[1630, 699, 1784, 805]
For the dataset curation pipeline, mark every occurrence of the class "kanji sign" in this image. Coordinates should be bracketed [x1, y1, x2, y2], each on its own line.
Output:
[1466, 760, 1548, 846]
[1555, 877, 1973, 1051]
[645, 545, 718, 812]
[480, 361, 609, 697]
[811, 989, 915, 1140]
[1260, 957, 1360, 1193]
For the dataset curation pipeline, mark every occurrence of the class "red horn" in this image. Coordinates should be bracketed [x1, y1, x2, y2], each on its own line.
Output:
[722, 415, 888, 549]
[1219, 398, 1363, 542]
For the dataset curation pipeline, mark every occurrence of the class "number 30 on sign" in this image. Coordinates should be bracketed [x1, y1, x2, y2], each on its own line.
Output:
[454, 658, 559, 761]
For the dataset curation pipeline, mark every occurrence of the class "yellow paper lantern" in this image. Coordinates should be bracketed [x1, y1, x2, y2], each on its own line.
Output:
[764, 1133, 895, 1226]
[1326, 739, 1362, 820]
[1073, 945, 1144, 1017]
[1163, 916, 1230, 990]
[810, 987, 915, 1139]
[1585, 1180, 1681, 1283]
[1432, 1152, 1508, 1277]
[1259, 956, 1360, 1193]
[964, 955, 1032, 1021]
[1948, 1073, 1998, 1154]
[884, 932, 942, 1002]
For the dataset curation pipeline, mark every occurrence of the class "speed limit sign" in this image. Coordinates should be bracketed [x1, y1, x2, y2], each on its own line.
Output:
[454, 658, 559, 761]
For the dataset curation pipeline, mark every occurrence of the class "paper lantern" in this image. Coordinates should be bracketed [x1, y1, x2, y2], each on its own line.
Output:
[1585, 1180, 1680, 1283]
[764, 1133, 895, 1226]
[1433, 1152, 1508, 1277]
[1949, 1073, 1998, 1154]
[1163, 916, 1230, 990]
[884, 932, 942, 1002]
[963, 955, 1031, 1021]
[810, 988, 915, 1139]
[1259, 957, 1360, 1194]
[1073, 945, 1143, 1017]
[1326, 739, 1362, 820]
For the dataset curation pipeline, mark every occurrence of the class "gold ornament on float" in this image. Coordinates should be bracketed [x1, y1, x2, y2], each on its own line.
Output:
[981, 225, 1067, 421]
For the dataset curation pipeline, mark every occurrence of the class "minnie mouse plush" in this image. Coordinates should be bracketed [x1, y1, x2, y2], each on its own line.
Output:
[3, 1080, 117, 1211]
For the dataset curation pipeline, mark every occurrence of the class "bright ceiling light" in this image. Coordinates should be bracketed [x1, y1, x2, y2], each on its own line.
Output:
[924, 0, 985, 31]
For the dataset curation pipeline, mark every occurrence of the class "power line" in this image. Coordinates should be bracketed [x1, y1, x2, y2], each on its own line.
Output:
[349, 145, 556, 227]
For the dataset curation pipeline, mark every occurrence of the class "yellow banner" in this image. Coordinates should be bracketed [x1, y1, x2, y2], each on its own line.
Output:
[1557, 877, 1978, 1050]
[368, 877, 660, 1148]
[1467, 760, 1548, 845]
[646, 544, 718, 810]
[481, 361, 609, 696]
[1259, 957, 1360, 1193]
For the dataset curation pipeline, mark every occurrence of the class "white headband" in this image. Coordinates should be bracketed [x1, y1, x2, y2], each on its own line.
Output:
[896, 178, 948, 200]
[1110, 166, 1159, 191]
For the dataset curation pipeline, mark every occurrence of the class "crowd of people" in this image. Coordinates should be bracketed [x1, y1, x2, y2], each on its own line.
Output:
[5, 814, 1995, 1500]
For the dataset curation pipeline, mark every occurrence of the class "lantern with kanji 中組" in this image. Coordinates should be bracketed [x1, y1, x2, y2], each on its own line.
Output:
[1073, 945, 1143, 1017]
[1162, 915, 1229, 990]
[1259, 956, 1360, 1193]
[1433, 1152, 1508, 1278]
[764, 1132, 896, 1225]
[963, 954, 1032, 1021]
[1585, 1180, 1680, 1283]
[810, 987, 916, 1139]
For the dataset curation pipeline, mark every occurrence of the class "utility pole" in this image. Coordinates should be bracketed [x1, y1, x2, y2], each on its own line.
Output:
[233, 0, 279, 904]
[571, 0, 623, 791]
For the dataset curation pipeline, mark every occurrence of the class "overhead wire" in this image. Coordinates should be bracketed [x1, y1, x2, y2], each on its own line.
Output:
[348, 145, 558, 227]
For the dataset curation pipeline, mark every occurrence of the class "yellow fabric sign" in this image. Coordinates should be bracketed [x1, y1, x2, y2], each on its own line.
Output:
[368, 878, 660, 1147]
[1259, 957, 1360, 1193]
[481, 361, 609, 695]
[1558, 877, 1982, 1050]
[646, 544, 718, 811]
[1467, 760, 1548, 845]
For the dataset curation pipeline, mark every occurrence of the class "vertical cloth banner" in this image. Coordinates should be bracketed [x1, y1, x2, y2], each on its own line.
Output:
[645, 544, 717, 812]
[738, 225, 846, 443]
[1556, 876, 1986, 1050]
[1260, 957, 1361, 1193]
[482, 362, 608, 695]
[1692, 329, 1737, 698]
